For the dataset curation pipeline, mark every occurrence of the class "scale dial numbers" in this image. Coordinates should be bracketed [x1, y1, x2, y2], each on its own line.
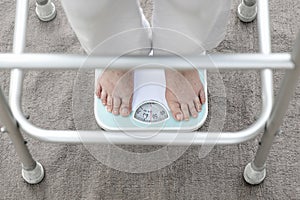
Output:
[134, 101, 169, 123]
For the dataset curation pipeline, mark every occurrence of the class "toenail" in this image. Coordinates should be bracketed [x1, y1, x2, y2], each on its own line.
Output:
[121, 108, 129, 115]
[197, 106, 201, 111]
[113, 110, 118, 115]
[176, 113, 183, 121]
[193, 114, 198, 118]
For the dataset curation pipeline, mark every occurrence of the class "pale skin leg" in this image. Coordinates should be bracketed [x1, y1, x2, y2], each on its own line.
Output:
[62, 0, 227, 120]
[153, 0, 230, 121]
[165, 68, 206, 121]
[61, 0, 150, 117]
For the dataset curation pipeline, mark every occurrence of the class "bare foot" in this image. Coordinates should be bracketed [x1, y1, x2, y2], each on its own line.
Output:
[96, 69, 133, 117]
[165, 69, 206, 121]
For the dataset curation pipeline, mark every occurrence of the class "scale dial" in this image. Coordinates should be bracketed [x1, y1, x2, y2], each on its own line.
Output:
[134, 100, 169, 123]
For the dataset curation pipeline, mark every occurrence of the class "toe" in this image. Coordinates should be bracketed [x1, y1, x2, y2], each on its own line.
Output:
[199, 87, 206, 104]
[194, 97, 202, 112]
[112, 97, 121, 115]
[188, 102, 198, 118]
[120, 98, 131, 117]
[169, 102, 183, 121]
[106, 96, 113, 113]
[181, 104, 189, 121]
[96, 83, 102, 98]
[100, 90, 107, 105]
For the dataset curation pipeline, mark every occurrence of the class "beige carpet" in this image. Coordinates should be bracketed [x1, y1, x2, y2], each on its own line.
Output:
[0, 0, 299, 199]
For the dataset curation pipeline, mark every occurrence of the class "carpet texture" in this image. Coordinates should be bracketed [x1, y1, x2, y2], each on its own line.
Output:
[0, 0, 299, 199]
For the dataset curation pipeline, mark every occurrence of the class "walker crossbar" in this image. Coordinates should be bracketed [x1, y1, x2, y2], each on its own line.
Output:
[0, 0, 299, 185]
[8, 66, 273, 145]
[0, 53, 294, 70]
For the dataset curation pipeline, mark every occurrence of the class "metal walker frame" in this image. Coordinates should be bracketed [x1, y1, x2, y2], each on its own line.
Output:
[0, 0, 299, 185]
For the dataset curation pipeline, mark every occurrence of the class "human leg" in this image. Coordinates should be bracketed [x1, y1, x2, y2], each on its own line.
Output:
[152, 0, 231, 120]
[61, 0, 152, 116]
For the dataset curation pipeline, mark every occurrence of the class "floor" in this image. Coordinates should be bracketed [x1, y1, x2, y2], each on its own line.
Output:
[0, 0, 299, 199]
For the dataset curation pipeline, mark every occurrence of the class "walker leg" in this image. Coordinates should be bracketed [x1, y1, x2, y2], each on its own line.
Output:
[244, 32, 300, 184]
[4, 0, 45, 184]
[238, 0, 257, 22]
[0, 89, 45, 184]
[35, 0, 56, 22]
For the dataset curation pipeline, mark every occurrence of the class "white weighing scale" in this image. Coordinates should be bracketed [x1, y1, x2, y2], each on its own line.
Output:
[94, 67, 208, 132]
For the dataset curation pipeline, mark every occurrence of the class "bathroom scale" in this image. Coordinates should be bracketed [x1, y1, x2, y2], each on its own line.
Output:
[94, 67, 208, 132]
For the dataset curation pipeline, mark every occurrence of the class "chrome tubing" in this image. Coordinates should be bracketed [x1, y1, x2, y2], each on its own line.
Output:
[0, 87, 36, 170]
[2, 0, 37, 170]
[253, 33, 300, 169]
[8, 68, 274, 145]
[243, 0, 300, 185]
[250, 0, 273, 167]
[7, 0, 276, 145]
[0, 53, 294, 70]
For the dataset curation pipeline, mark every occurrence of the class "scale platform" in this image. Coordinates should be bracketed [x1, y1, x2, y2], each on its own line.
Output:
[94, 68, 208, 132]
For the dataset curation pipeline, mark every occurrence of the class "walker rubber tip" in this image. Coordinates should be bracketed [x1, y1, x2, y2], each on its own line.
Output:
[35, 1, 57, 22]
[243, 162, 266, 185]
[22, 161, 45, 184]
[237, 2, 257, 23]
